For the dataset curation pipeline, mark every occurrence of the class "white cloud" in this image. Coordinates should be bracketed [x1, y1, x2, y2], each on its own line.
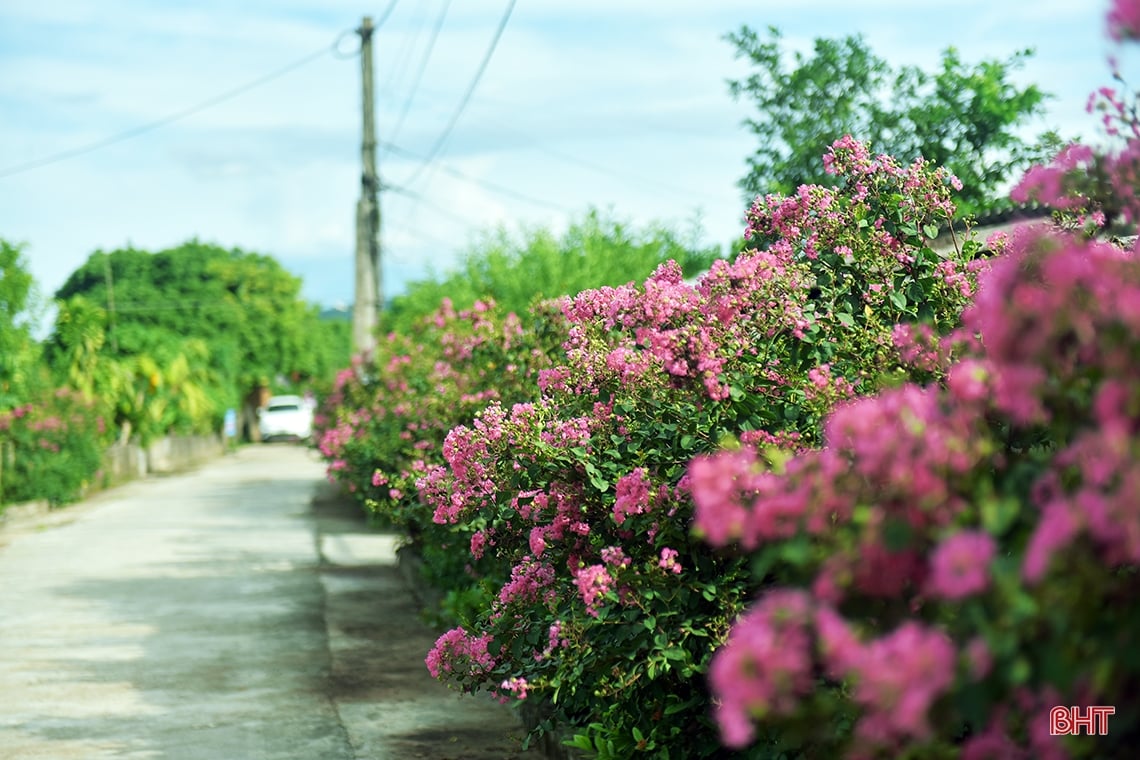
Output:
[0, 0, 1119, 323]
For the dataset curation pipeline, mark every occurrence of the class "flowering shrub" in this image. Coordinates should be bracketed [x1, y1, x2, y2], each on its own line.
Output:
[0, 387, 113, 506]
[695, 228, 1140, 758]
[416, 139, 981, 756]
[694, 9, 1140, 756]
[313, 297, 563, 618]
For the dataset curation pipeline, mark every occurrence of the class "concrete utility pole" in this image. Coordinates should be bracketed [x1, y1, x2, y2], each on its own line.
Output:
[352, 15, 381, 355]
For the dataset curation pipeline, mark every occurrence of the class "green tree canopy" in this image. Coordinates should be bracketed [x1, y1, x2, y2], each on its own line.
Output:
[49, 240, 349, 440]
[382, 208, 722, 333]
[0, 240, 45, 407]
[726, 26, 1062, 218]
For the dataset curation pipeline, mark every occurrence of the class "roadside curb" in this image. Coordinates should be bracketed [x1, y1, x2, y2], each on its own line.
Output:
[0, 498, 52, 525]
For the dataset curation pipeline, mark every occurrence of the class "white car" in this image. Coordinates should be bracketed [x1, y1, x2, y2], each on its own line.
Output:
[258, 395, 313, 442]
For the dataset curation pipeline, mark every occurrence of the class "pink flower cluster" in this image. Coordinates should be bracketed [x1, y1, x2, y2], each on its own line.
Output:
[710, 590, 816, 747]
[711, 589, 958, 752]
[573, 564, 614, 617]
[925, 530, 997, 600]
[425, 627, 497, 680]
[657, 547, 682, 574]
[1108, 0, 1140, 40]
[612, 468, 651, 525]
[496, 557, 556, 610]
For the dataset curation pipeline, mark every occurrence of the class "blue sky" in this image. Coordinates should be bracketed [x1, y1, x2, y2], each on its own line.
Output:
[0, 0, 1118, 326]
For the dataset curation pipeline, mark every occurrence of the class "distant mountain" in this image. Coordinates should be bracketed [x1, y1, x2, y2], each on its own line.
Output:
[319, 305, 352, 321]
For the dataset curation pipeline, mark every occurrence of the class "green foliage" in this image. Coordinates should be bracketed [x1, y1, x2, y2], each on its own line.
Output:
[314, 297, 566, 621]
[0, 240, 46, 407]
[0, 388, 113, 506]
[381, 209, 722, 334]
[726, 26, 1061, 217]
[321, 140, 983, 756]
[48, 240, 346, 441]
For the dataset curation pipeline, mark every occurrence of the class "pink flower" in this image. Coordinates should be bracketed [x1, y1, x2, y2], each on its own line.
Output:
[961, 718, 1024, 760]
[689, 448, 761, 546]
[708, 590, 815, 748]
[470, 530, 487, 560]
[574, 564, 614, 617]
[947, 359, 990, 404]
[425, 627, 496, 680]
[965, 636, 993, 680]
[499, 676, 529, 700]
[849, 622, 956, 742]
[529, 526, 548, 557]
[613, 468, 651, 525]
[1023, 503, 1080, 583]
[1108, 0, 1140, 39]
[814, 605, 862, 678]
[658, 547, 682, 574]
[600, 546, 631, 568]
[925, 531, 997, 600]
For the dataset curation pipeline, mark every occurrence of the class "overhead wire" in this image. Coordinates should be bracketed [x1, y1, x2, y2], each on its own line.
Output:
[389, 0, 452, 145]
[481, 118, 727, 205]
[384, 183, 482, 229]
[378, 0, 426, 97]
[0, 5, 406, 179]
[397, 0, 516, 191]
[381, 139, 567, 212]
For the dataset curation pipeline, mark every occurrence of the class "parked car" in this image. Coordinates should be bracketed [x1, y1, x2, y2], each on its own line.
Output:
[258, 395, 313, 442]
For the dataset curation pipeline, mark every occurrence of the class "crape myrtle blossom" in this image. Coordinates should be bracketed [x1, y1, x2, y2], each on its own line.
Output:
[711, 590, 958, 751]
[550, 136, 973, 411]
[925, 530, 997, 600]
[414, 135, 984, 750]
[425, 627, 496, 680]
[710, 590, 815, 747]
[1109, 0, 1140, 40]
[696, 217, 1140, 752]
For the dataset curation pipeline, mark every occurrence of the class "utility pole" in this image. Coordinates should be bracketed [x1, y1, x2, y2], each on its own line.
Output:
[352, 15, 381, 355]
[103, 253, 118, 353]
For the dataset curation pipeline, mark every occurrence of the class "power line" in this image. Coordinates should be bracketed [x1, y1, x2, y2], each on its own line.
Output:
[381, 139, 568, 212]
[384, 183, 480, 228]
[378, 0, 426, 96]
[374, 0, 402, 28]
[0, 18, 387, 179]
[389, 0, 452, 144]
[483, 118, 726, 205]
[398, 0, 516, 190]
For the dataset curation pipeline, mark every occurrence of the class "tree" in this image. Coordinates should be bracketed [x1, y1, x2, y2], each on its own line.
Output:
[726, 26, 1062, 218]
[381, 208, 722, 333]
[50, 241, 349, 441]
[0, 240, 44, 408]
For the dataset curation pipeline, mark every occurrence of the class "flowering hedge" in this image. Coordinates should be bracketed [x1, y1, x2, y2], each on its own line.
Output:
[409, 139, 979, 756]
[0, 387, 113, 506]
[319, 8, 1140, 753]
[314, 297, 564, 619]
[690, 7, 1140, 757]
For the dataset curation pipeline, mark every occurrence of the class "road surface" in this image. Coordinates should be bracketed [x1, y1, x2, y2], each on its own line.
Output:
[0, 444, 536, 759]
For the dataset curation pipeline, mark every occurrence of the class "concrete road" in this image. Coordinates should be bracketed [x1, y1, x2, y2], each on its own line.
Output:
[0, 445, 536, 760]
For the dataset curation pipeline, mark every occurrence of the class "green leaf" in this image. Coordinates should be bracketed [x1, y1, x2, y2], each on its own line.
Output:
[836, 312, 855, 327]
[569, 735, 594, 751]
[923, 223, 940, 238]
[882, 518, 914, 551]
[981, 496, 1020, 536]
[889, 289, 907, 310]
